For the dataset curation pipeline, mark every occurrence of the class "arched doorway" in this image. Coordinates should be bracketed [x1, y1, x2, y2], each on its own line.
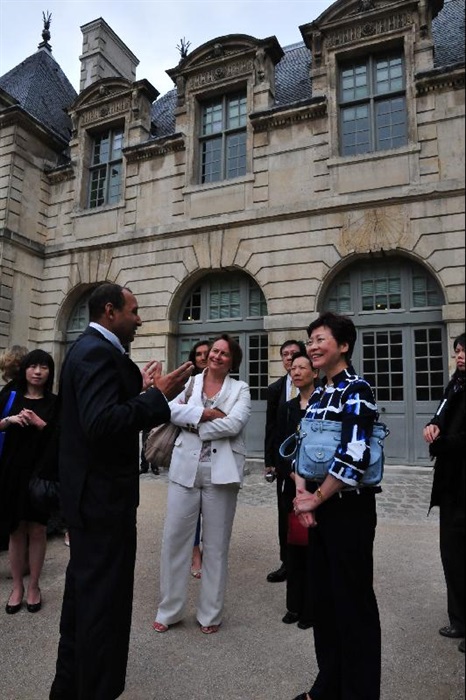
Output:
[178, 272, 268, 454]
[323, 257, 447, 465]
[66, 292, 93, 346]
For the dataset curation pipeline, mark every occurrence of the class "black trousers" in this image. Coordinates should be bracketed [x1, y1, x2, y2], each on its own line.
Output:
[286, 540, 314, 623]
[308, 489, 381, 700]
[440, 496, 465, 633]
[50, 509, 137, 700]
[277, 473, 295, 565]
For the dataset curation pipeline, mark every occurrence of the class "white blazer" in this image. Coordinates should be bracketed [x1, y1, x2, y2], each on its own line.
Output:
[168, 371, 252, 487]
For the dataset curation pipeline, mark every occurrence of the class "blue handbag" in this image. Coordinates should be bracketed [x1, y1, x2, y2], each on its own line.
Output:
[0, 390, 16, 459]
[279, 418, 389, 486]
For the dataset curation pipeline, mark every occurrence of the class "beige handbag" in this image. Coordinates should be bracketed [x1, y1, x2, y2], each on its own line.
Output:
[144, 377, 195, 469]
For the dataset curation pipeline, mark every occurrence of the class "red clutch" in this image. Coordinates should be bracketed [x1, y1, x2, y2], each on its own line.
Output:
[287, 512, 309, 547]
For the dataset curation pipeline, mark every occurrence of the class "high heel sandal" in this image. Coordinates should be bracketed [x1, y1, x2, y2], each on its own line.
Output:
[152, 621, 169, 633]
[200, 624, 220, 634]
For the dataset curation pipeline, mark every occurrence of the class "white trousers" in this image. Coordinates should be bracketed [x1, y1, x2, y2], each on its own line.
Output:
[155, 463, 239, 627]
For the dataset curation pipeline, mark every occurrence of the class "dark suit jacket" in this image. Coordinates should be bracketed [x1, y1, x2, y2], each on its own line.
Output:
[59, 327, 171, 528]
[264, 374, 288, 468]
[275, 396, 304, 480]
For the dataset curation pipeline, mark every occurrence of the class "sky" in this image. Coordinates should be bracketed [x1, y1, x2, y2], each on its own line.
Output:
[0, 0, 331, 96]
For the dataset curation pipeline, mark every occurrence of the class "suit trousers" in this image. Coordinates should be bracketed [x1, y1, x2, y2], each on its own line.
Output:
[156, 463, 239, 628]
[50, 509, 137, 700]
[277, 473, 295, 565]
[308, 489, 381, 700]
[440, 495, 465, 632]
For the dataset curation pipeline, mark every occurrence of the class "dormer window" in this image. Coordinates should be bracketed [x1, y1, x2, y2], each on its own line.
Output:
[339, 52, 407, 156]
[200, 93, 247, 183]
[88, 127, 124, 207]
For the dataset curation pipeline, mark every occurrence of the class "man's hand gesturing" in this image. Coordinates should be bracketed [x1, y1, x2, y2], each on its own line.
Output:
[153, 361, 194, 400]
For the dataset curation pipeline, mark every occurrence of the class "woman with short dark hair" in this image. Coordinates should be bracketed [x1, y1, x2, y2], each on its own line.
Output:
[0, 349, 58, 615]
[292, 312, 381, 700]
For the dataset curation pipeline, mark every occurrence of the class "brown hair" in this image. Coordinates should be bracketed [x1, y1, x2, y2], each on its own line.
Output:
[0, 345, 29, 383]
[210, 334, 243, 373]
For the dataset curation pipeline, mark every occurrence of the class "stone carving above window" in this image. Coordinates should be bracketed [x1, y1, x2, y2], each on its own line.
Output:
[356, 0, 376, 12]
[167, 34, 283, 102]
[300, 0, 442, 60]
[324, 11, 413, 48]
[340, 206, 409, 255]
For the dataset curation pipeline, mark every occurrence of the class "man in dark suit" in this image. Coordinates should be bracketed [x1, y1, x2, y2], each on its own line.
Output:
[264, 339, 305, 583]
[50, 283, 193, 700]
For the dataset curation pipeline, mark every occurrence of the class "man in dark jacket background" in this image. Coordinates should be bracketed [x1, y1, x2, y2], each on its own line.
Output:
[264, 339, 305, 583]
[50, 283, 193, 700]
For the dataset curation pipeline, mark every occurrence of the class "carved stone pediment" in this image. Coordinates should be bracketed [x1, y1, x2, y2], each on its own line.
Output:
[167, 34, 284, 102]
[72, 78, 133, 110]
[171, 34, 283, 72]
[300, 0, 444, 59]
[68, 78, 158, 133]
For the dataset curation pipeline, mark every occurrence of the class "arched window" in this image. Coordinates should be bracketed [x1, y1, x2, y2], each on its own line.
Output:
[323, 258, 446, 465]
[66, 293, 93, 346]
[178, 272, 268, 454]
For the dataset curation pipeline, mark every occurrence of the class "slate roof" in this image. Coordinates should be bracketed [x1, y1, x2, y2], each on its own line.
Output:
[151, 0, 464, 138]
[433, 0, 465, 68]
[274, 43, 312, 106]
[0, 1, 463, 145]
[0, 47, 77, 143]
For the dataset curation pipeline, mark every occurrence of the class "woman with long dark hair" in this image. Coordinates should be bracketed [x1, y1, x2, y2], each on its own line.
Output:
[188, 340, 211, 578]
[0, 349, 58, 614]
[424, 333, 465, 653]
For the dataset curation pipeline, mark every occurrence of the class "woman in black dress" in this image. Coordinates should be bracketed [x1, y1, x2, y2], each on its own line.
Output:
[0, 349, 58, 614]
[276, 352, 318, 629]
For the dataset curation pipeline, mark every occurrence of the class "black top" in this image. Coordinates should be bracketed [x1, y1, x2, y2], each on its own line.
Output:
[275, 396, 305, 478]
[428, 370, 465, 511]
[0, 390, 58, 531]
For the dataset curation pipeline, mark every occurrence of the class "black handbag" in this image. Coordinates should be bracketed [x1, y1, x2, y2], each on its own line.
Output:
[29, 474, 60, 517]
[0, 391, 16, 459]
[279, 418, 389, 486]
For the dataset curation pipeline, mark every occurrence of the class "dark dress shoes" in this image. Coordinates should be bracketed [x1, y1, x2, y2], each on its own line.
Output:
[267, 564, 287, 583]
[5, 588, 24, 614]
[459, 639, 465, 653]
[282, 611, 299, 624]
[27, 589, 41, 613]
[439, 624, 464, 639]
[27, 599, 42, 613]
[297, 620, 313, 630]
[5, 601, 23, 614]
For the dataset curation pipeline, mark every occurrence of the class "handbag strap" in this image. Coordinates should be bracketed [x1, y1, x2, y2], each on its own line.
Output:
[1, 390, 16, 420]
[184, 376, 195, 403]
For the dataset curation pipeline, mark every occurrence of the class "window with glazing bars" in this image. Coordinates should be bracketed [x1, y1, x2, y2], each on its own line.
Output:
[414, 328, 445, 401]
[200, 93, 247, 183]
[339, 52, 407, 156]
[361, 268, 402, 311]
[88, 128, 124, 208]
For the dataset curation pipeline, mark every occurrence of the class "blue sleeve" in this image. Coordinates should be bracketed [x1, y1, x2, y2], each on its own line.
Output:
[329, 379, 378, 486]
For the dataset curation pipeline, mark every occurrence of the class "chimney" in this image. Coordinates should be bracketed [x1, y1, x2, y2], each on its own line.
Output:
[79, 18, 139, 92]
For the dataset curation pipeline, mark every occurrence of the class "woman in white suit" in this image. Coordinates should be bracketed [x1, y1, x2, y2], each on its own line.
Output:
[153, 334, 251, 634]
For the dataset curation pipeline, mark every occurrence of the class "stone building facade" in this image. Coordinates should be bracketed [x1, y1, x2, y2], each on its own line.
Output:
[0, 0, 464, 461]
